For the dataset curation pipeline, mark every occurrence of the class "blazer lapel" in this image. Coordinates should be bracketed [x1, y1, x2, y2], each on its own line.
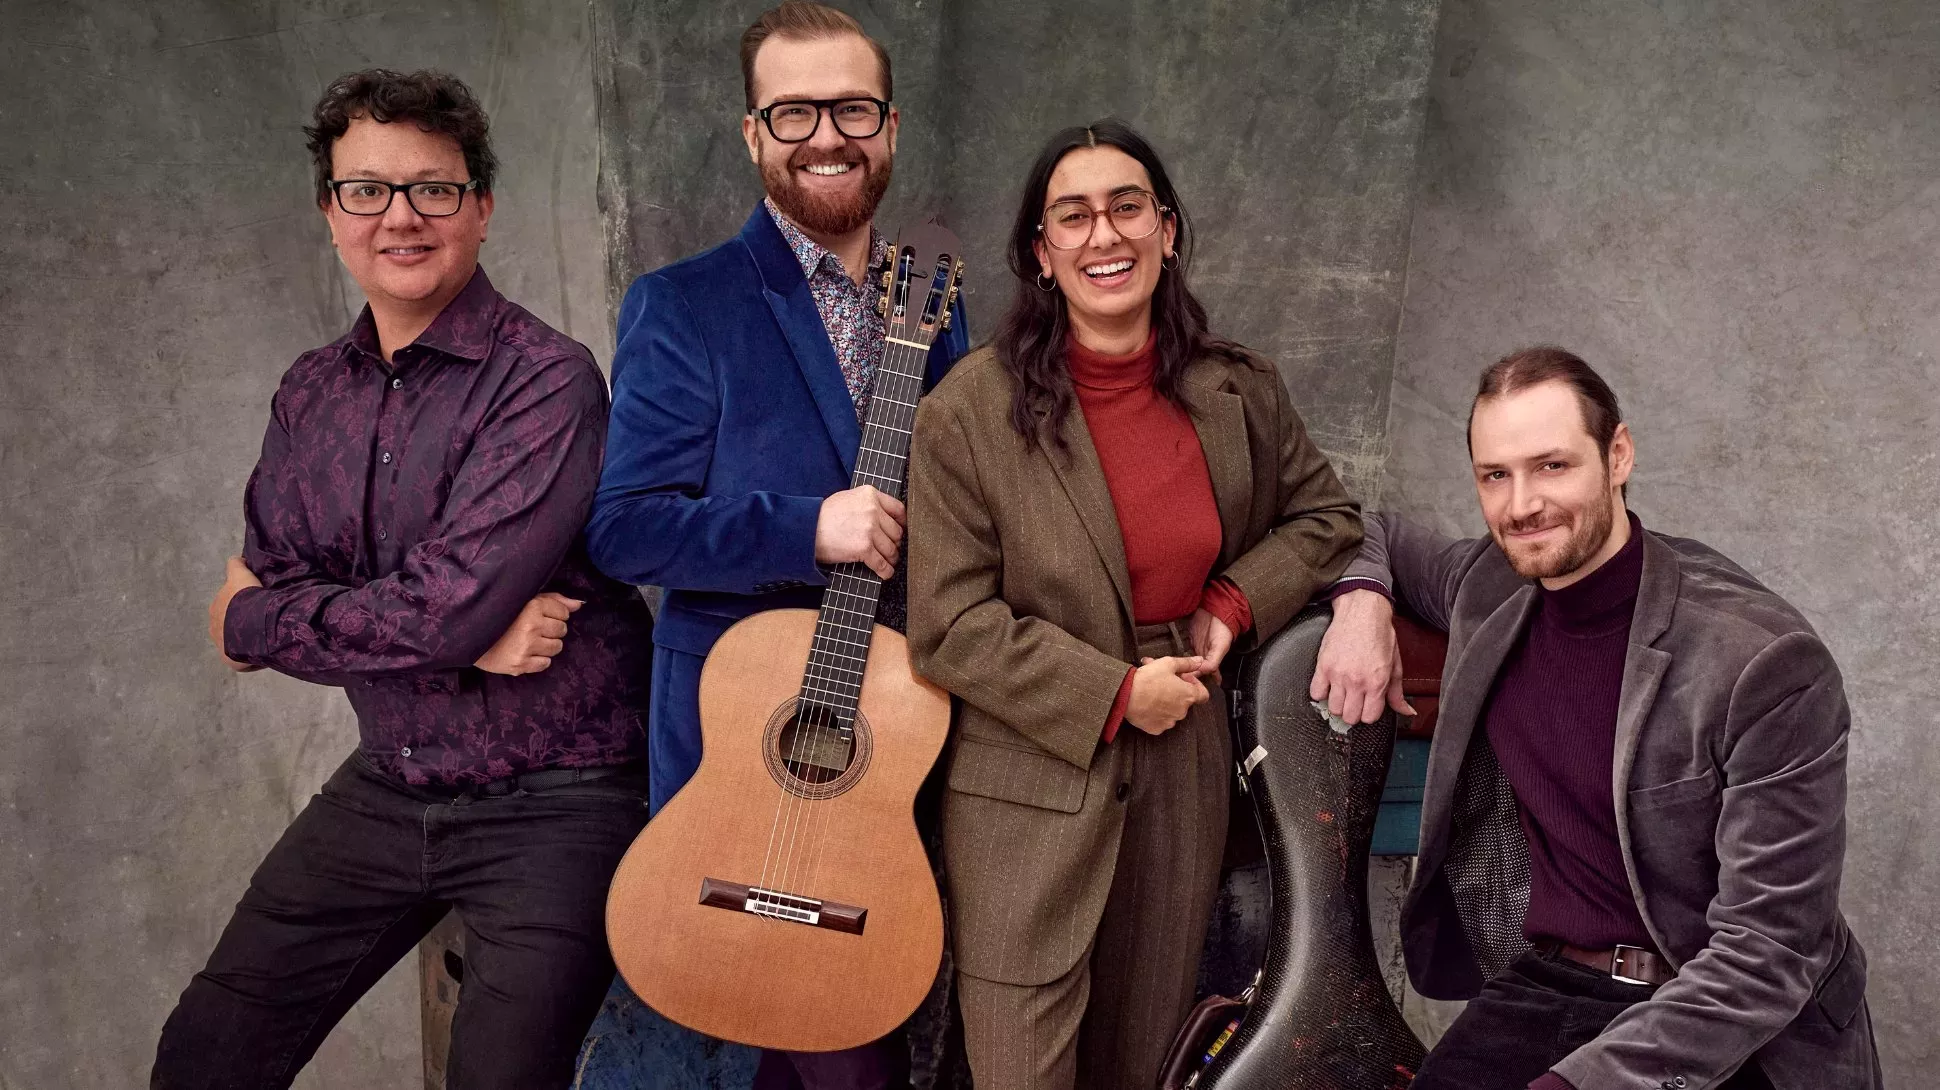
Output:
[1416, 583, 1538, 871]
[1182, 359, 1252, 565]
[1611, 531, 1680, 943]
[1043, 405, 1137, 627]
[741, 206, 862, 473]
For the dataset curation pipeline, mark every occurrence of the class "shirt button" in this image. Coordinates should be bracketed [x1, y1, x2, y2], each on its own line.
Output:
[377, 529, 388, 541]
[1115, 782, 1130, 802]
[401, 747, 413, 757]
[391, 377, 403, 390]
[380, 451, 392, 464]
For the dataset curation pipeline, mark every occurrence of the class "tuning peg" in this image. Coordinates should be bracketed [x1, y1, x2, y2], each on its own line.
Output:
[941, 268, 962, 330]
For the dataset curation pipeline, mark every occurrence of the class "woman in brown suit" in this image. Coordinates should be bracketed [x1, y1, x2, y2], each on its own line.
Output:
[906, 119, 1363, 1090]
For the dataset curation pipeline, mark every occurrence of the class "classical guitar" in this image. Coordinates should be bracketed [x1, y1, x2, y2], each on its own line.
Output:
[605, 224, 965, 1053]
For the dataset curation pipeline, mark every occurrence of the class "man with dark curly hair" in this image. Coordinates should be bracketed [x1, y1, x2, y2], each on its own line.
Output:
[150, 68, 656, 1089]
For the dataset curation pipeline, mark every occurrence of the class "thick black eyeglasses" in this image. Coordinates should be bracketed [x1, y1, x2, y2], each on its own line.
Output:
[327, 179, 480, 217]
[749, 97, 890, 143]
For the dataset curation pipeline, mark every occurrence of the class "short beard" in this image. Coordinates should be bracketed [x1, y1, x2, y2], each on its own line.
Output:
[1494, 481, 1616, 582]
[762, 144, 892, 238]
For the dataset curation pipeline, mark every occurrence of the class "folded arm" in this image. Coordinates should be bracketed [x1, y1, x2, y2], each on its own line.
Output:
[224, 357, 605, 684]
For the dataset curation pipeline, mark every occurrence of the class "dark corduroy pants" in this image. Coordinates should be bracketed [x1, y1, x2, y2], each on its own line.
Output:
[1414, 948, 1775, 1090]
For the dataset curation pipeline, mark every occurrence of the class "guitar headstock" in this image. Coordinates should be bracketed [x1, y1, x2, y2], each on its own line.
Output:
[874, 220, 965, 345]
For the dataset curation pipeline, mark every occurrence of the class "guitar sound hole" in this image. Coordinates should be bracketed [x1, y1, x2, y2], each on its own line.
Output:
[762, 699, 873, 799]
[778, 709, 852, 785]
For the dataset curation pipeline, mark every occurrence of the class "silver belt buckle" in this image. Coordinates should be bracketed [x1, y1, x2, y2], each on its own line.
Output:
[1609, 943, 1654, 986]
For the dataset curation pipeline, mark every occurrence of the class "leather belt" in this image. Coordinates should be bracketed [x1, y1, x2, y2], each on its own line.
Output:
[427, 762, 642, 800]
[1539, 939, 1676, 987]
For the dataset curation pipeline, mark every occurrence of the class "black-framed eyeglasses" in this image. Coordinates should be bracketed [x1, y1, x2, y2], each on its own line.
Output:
[1036, 188, 1170, 251]
[749, 97, 890, 143]
[327, 178, 480, 217]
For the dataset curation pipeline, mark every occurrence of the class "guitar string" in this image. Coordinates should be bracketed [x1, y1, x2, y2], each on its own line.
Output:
[778, 256, 927, 899]
[795, 352, 923, 897]
[778, 338, 924, 903]
[767, 251, 951, 910]
[767, 269, 930, 905]
[768, 257, 914, 906]
[798, 267, 952, 894]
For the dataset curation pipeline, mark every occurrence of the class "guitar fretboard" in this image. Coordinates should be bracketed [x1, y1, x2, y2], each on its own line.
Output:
[796, 332, 933, 726]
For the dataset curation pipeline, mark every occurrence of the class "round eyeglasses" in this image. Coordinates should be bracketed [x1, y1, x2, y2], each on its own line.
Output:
[327, 179, 480, 217]
[749, 97, 890, 143]
[1037, 189, 1169, 251]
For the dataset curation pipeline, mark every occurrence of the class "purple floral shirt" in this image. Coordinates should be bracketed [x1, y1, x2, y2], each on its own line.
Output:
[223, 267, 653, 785]
[765, 197, 890, 422]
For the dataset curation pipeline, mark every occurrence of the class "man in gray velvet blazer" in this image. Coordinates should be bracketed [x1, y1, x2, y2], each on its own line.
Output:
[1313, 347, 1879, 1090]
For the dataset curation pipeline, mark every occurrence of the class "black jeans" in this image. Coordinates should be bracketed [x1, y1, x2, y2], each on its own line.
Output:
[152, 752, 649, 1090]
[1414, 948, 1774, 1090]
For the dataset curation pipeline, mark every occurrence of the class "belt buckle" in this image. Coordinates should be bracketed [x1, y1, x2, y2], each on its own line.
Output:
[1609, 943, 1653, 986]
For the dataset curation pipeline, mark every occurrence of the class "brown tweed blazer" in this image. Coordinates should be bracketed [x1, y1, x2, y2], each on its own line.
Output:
[907, 343, 1362, 984]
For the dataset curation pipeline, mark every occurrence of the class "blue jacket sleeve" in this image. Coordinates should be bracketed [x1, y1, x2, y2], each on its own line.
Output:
[587, 272, 829, 592]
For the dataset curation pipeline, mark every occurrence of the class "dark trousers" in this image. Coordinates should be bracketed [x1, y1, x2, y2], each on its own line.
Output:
[152, 752, 649, 1090]
[752, 1034, 910, 1090]
[1414, 948, 1774, 1090]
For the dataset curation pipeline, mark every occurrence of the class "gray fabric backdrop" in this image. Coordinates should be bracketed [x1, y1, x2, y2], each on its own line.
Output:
[1, 0, 1933, 1086]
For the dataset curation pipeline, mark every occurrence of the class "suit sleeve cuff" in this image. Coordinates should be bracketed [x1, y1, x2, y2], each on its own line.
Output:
[1326, 576, 1392, 603]
[1102, 667, 1136, 744]
[1200, 578, 1253, 637]
[1529, 1072, 1577, 1090]
[777, 494, 833, 586]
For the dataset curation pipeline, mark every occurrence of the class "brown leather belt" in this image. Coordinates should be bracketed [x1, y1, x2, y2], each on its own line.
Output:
[1539, 939, 1676, 986]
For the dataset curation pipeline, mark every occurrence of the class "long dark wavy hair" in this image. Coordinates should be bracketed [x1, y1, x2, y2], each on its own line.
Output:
[994, 118, 1246, 451]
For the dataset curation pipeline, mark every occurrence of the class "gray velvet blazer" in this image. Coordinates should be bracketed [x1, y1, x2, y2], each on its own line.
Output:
[1347, 514, 1880, 1090]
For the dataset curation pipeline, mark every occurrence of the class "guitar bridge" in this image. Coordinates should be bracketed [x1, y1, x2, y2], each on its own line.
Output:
[699, 877, 868, 935]
[750, 888, 822, 926]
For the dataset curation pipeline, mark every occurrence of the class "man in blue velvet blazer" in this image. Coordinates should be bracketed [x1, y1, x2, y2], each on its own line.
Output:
[588, 2, 966, 870]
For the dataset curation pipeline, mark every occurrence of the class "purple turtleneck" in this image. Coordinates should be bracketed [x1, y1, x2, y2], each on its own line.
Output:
[1484, 512, 1654, 952]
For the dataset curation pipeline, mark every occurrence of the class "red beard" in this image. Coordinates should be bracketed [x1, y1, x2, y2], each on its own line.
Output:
[762, 145, 893, 238]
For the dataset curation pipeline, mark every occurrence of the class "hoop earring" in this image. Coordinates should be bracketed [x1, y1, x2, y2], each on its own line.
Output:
[1035, 272, 1057, 291]
[1162, 253, 1180, 270]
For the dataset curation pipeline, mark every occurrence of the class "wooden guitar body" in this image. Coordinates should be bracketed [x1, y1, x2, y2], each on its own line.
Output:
[605, 609, 949, 1052]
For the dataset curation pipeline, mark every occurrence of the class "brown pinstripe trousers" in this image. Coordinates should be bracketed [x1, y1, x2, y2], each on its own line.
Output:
[950, 624, 1232, 1090]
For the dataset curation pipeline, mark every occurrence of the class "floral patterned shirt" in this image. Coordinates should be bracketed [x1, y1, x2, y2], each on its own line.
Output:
[223, 267, 654, 784]
[764, 197, 891, 422]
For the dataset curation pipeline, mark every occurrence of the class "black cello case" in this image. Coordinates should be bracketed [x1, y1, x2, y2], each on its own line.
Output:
[1166, 606, 1426, 1089]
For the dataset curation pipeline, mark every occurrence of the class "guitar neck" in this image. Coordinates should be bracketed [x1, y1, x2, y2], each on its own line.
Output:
[798, 334, 934, 725]
[848, 336, 930, 501]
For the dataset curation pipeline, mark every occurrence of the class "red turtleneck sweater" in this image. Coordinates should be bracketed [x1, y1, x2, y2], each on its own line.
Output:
[1068, 332, 1251, 741]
